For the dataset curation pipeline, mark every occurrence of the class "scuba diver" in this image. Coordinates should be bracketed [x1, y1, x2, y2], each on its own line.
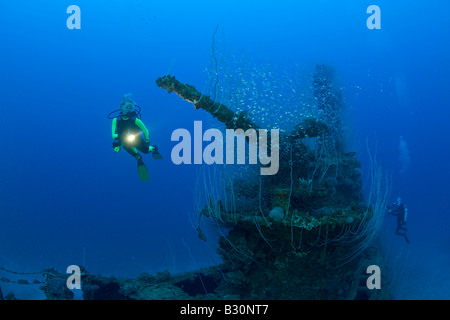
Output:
[108, 94, 163, 181]
[387, 197, 410, 244]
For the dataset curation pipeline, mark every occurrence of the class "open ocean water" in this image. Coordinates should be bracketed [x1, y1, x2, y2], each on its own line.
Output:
[0, 0, 449, 300]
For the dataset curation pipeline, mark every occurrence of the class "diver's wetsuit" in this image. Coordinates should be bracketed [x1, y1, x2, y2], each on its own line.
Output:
[112, 114, 151, 160]
[388, 203, 410, 244]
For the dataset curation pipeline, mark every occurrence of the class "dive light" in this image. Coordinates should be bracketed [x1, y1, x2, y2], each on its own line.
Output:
[127, 134, 136, 143]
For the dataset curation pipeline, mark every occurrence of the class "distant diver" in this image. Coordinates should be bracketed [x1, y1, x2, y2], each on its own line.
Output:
[387, 197, 410, 244]
[108, 94, 163, 181]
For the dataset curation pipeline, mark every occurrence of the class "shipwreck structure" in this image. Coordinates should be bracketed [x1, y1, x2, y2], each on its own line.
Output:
[1, 64, 391, 300]
[152, 64, 391, 300]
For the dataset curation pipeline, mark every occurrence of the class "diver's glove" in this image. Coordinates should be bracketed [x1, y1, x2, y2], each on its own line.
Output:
[113, 140, 121, 152]
[143, 140, 151, 151]
[149, 145, 156, 152]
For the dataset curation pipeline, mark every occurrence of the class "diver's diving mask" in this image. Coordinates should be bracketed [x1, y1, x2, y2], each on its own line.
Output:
[120, 102, 135, 117]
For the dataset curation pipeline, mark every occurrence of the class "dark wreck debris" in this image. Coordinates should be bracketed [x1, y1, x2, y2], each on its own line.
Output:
[25, 241, 389, 300]
[39, 268, 74, 300]
[80, 268, 226, 300]
[156, 75, 259, 131]
[313, 64, 345, 152]
[154, 64, 391, 299]
[3, 64, 389, 300]
[155, 74, 329, 145]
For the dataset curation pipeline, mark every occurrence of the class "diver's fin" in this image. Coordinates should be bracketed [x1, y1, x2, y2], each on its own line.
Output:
[152, 146, 163, 160]
[137, 161, 150, 181]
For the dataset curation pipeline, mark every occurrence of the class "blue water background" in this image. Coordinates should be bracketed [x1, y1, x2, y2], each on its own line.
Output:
[0, 0, 449, 299]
